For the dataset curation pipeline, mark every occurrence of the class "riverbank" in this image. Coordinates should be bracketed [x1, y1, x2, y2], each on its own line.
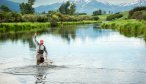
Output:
[0, 21, 99, 34]
[101, 19, 146, 39]
[0, 22, 51, 34]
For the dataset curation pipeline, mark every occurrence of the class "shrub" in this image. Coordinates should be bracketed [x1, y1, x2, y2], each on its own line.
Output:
[22, 14, 37, 22]
[131, 11, 143, 20]
[92, 16, 99, 20]
[106, 13, 123, 21]
[129, 6, 146, 18]
[37, 15, 48, 22]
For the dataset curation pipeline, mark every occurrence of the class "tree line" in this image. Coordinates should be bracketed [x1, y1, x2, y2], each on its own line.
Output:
[128, 6, 146, 20]
[0, 0, 101, 23]
[105, 6, 146, 21]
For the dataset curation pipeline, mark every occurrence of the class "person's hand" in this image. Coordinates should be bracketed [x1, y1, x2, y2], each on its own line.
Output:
[34, 32, 37, 36]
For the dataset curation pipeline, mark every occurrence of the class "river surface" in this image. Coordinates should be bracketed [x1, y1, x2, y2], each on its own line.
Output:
[0, 24, 146, 84]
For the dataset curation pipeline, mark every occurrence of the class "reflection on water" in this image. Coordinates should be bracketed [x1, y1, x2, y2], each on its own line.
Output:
[0, 24, 146, 84]
[35, 66, 48, 84]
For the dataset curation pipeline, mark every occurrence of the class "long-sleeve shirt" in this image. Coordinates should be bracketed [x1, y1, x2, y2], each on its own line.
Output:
[34, 36, 48, 55]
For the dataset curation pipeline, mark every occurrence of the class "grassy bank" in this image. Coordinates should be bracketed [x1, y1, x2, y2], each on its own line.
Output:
[101, 19, 146, 38]
[0, 21, 99, 34]
[0, 22, 51, 34]
[98, 14, 111, 21]
[61, 21, 100, 25]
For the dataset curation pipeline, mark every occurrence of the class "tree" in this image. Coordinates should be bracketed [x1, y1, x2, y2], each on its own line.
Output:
[28, 0, 35, 5]
[0, 5, 11, 12]
[93, 9, 102, 16]
[65, 1, 70, 14]
[59, 1, 76, 15]
[20, 0, 35, 14]
[70, 3, 76, 15]
[129, 6, 146, 18]
[102, 11, 106, 14]
[59, 3, 66, 14]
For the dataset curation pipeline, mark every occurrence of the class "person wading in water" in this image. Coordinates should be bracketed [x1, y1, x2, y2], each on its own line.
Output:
[34, 33, 48, 65]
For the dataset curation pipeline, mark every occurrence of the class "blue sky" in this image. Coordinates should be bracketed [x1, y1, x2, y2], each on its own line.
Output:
[9, 0, 138, 7]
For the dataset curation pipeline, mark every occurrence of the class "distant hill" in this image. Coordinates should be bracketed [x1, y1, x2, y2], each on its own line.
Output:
[35, 0, 146, 14]
[1, 0, 146, 14]
[35, 3, 61, 13]
[0, 0, 20, 12]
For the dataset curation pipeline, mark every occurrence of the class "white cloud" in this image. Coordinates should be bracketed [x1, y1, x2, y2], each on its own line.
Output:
[34, 0, 66, 7]
[8, 0, 27, 3]
[97, 0, 138, 4]
[8, 0, 139, 7]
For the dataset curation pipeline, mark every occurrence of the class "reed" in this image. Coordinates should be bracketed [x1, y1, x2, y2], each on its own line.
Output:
[0, 22, 51, 34]
[0, 21, 99, 34]
[101, 19, 146, 38]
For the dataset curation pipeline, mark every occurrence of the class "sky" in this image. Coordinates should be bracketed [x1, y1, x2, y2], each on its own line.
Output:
[9, 0, 139, 7]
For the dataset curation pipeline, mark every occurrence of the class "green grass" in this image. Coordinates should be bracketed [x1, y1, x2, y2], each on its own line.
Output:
[0, 21, 99, 34]
[120, 11, 129, 19]
[101, 19, 146, 38]
[98, 11, 129, 21]
[98, 14, 111, 21]
[60, 20, 100, 25]
[0, 22, 51, 34]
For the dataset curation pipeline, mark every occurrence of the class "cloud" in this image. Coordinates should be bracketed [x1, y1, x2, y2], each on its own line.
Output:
[8, 0, 138, 7]
[8, 0, 27, 3]
[97, 0, 138, 4]
[34, 0, 65, 7]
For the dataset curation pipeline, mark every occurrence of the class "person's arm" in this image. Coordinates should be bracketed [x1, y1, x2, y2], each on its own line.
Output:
[44, 46, 48, 59]
[34, 33, 39, 46]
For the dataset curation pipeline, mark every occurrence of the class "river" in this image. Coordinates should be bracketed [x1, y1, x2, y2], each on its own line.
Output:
[0, 24, 146, 84]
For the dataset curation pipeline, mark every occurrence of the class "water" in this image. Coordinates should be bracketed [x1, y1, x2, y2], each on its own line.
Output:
[0, 24, 146, 84]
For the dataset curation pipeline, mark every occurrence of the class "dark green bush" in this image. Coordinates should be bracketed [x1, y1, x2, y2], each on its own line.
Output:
[92, 16, 99, 20]
[37, 15, 48, 22]
[106, 13, 123, 21]
[129, 6, 146, 18]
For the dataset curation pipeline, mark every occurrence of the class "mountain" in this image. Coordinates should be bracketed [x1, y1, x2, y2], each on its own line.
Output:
[35, 3, 62, 13]
[35, 0, 114, 14]
[35, 0, 146, 14]
[74, 0, 114, 14]
[0, 0, 20, 12]
[1, 0, 146, 14]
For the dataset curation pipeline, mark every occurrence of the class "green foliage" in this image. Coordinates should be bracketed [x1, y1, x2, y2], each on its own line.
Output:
[20, 0, 35, 14]
[37, 15, 48, 22]
[0, 4, 99, 23]
[0, 11, 22, 22]
[46, 11, 98, 26]
[129, 6, 146, 18]
[22, 14, 37, 22]
[106, 13, 123, 21]
[76, 13, 87, 15]
[0, 5, 21, 22]
[21, 14, 48, 22]
[0, 22, 51, 34]
[70, 3, 76, 15]
[93, 9, 106, 15]
[59, 1, 76, 15]
[101, 19, 146, 38]
[92, 16, 99, 20]
[130, 11, 146, 20]
[131, 11, 143, 20]
[0, 21, 98, 34]
[28, 0, 35, 5]
[0, 5, 11, 12]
